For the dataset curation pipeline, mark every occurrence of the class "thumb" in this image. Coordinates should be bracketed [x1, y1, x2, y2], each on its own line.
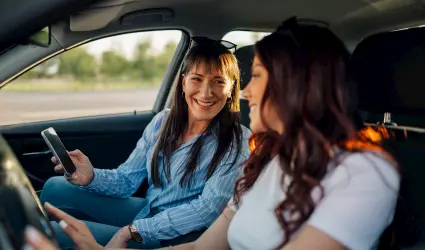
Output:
[69, 149, 82, 158]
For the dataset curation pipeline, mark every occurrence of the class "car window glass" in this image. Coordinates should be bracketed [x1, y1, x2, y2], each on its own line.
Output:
[222, 30, 270, 48]
[0, 30, 182, 125]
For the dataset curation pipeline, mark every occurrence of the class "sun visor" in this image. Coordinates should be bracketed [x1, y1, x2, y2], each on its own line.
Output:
[70, 5, 124, 31]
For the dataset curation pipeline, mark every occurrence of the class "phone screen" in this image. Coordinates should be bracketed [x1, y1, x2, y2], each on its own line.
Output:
[42, 128, 76, 174]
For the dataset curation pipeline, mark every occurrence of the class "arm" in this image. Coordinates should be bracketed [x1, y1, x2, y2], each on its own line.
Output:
[133, 159, 240, 243]
[80, 111, 168, 198]
[283, 152, 400, 250]
[157, 207, 235, 250]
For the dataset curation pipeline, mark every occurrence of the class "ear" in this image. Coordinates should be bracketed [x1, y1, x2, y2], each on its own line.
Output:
[181, 74, 187, 92]
[227, 83, 234, 98]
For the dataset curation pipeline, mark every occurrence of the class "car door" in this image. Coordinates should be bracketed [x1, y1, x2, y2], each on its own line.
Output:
[0, 30, 188, 195]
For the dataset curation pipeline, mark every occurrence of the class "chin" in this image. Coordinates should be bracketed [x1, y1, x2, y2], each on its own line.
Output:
[192, 112, 217, 121]
[249, 121, 265, 133]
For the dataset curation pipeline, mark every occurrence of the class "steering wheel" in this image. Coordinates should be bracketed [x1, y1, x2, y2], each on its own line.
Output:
[0, 134, 57, 250]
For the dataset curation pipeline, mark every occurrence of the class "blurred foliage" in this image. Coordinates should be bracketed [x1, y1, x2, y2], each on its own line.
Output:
[57, 47, 97, 81]
[20, 39, 178, 84]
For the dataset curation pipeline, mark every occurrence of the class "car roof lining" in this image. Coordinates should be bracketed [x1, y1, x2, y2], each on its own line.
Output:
[64, 0, 425, 45]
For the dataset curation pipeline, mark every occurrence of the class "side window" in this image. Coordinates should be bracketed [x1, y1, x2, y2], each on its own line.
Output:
[222, 31, 270, 48]
[0, 30, 182, 125]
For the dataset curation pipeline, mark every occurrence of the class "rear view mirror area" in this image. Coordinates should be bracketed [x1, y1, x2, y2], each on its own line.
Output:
[28, 26, 51, 47]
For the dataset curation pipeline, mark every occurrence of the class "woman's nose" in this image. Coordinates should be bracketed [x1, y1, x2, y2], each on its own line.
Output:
[200, 82, 213, 98]
[242, 82, 251, 100]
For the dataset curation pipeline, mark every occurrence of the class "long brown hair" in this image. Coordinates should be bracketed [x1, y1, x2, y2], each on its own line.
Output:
[233, 18, 397, 247]
[151, 41, 242, 188]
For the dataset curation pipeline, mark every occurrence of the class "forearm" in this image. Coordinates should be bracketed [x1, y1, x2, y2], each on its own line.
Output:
[157, 242, 195, 250]
[134, 185, 234, 241]
[81, 168, 143, 198]
[109, 243, 194, 250]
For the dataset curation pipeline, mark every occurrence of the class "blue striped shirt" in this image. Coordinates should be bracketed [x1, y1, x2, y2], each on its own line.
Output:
[81, 110, 251, 243]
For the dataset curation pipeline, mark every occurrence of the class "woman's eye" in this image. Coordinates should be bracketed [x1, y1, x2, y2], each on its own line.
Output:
[251, 74, 260, 78]
[214, 80, 225, 85]
[191, 77, 202, 82]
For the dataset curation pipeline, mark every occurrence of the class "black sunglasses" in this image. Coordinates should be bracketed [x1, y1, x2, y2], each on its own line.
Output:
[191, 36, 237, 52]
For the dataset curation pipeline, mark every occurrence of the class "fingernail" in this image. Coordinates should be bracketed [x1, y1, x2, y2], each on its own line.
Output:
[25, 226, 40, 244]
[59, 220, 68, 229]
[44, 202, 52, 207]
[22, 243, 34, 250]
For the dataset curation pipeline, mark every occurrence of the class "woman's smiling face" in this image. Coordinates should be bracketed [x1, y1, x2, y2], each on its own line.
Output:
[243, 55, 284, 134]
[182, 61, 233, 122]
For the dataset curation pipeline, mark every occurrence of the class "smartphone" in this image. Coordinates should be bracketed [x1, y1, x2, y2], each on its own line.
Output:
[41, 127, 76, 176]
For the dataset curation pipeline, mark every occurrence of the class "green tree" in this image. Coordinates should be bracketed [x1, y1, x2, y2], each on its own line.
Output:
[21, 58, 59, 79]
[100, 50, 129, 78]
[131, 39, 156, 81]
[154, 41, 177, 74]
[58, 47, 96, 81]
[130, 39, 177, 83]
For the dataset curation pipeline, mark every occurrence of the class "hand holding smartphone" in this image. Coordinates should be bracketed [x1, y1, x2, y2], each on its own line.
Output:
[41, 128, 76, 177]
[41, 127, 94, 186]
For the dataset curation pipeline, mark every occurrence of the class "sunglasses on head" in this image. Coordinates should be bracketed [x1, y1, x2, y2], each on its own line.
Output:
[191, 36, 237, 52]
[275, 17, 302, 47]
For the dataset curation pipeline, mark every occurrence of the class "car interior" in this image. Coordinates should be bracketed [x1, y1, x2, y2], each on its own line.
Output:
[1, 0, 425, 249]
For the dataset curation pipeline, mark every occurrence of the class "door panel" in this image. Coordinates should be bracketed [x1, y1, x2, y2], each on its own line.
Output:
[0, 110, 156, 192]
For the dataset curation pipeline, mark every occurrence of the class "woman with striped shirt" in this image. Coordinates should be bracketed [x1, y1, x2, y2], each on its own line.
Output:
[39, 38, 250, 249]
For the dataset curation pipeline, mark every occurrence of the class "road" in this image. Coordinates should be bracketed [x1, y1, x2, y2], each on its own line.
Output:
[0, 90, 159, 125]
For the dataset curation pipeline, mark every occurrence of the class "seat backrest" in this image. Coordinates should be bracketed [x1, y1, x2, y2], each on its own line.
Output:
[234, 45, 255, 128]
[351, 26, 425, 249]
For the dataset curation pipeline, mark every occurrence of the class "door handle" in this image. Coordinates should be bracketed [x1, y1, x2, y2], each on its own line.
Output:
[22, 150, 51, 156]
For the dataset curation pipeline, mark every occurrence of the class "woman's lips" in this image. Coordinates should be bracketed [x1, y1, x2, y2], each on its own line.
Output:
[195, 99, 215, 108]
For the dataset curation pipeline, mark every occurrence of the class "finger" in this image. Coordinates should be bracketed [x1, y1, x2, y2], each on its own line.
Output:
[51, 156, 57, 164]
[25, 226, 58, 250]
[44, 202, 82, 230]
[69, 149, 82, 157]
[54, 165, 64, 173]
[64, 172, 79, 183]
[56, 220, 81, 243]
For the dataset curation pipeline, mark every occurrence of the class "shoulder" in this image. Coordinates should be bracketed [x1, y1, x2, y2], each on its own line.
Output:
[240, 125, 252, 141]
[307, 151, 400, 249]
[149, 109, 171, 132]
[324, 150, 400, 194]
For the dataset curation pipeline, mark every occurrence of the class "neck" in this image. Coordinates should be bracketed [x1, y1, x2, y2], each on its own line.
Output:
[186, 115, 211, 136]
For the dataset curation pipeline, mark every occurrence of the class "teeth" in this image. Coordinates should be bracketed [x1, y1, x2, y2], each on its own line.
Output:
[197, 100, 214, 107]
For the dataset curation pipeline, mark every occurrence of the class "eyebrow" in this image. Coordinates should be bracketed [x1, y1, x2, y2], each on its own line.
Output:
[188, 73, 225, 79]
[251, 63, 263, 69]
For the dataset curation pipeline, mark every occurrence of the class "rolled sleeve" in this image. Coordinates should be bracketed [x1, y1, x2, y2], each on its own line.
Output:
[79, 110, 169, 198]
[81, 168, 102, 191]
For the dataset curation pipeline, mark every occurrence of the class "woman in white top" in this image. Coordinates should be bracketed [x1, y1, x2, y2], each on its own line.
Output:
[25, 17, 400, 250]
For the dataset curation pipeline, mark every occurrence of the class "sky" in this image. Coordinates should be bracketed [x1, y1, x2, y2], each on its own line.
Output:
[83, 30, 270, 58]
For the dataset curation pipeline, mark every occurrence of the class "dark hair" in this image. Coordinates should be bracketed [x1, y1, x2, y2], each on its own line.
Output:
[151, 42, 242, 188]
[233, 18, 398, 248]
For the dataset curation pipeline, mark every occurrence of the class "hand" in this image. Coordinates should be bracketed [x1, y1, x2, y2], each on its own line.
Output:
[52, 149, 94, 186]
[43, 202, 104, 250]
[24, 226, 59, 250]
[105, 225, 132, 248]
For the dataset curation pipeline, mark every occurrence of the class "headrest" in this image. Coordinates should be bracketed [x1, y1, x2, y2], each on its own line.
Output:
[234, 45, 255, 89]
[351, 27, 425, 115]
